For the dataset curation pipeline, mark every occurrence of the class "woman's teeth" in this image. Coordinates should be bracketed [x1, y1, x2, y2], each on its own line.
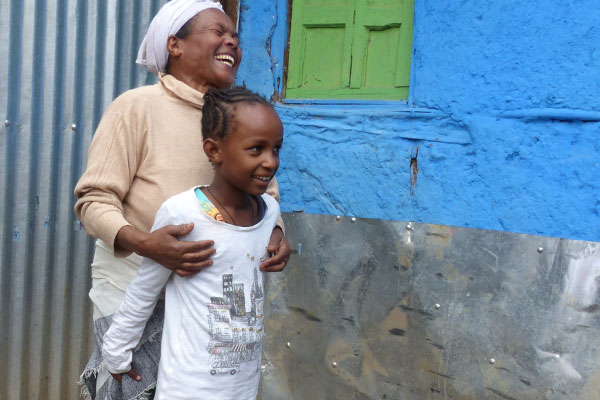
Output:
[215, 54, 235, 67]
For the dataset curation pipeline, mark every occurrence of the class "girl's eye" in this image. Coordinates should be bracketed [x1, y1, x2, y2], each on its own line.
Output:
[211, 29, 224, 36]
[273, 146, 281, 154]
[249, 146, 261, 153]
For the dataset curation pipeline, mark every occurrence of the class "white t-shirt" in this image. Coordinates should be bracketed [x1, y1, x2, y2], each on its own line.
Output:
[102, 187, 280, 400]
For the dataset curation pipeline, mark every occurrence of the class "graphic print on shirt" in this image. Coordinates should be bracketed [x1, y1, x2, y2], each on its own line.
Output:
[206, 265, 265, 376]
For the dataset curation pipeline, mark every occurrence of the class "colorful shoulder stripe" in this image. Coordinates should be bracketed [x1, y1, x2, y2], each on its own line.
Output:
[194, 187, 224, 222]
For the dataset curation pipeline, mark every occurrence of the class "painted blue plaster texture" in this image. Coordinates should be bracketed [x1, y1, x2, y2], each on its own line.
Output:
[236, 0, 600, 242]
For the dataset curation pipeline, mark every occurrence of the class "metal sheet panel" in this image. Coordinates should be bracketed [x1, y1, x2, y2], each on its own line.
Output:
[0, 1, 165, 399]
[260, 214, 600, 400]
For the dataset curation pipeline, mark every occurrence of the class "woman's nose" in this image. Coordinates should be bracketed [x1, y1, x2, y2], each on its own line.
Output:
[225, 34, 239, 49]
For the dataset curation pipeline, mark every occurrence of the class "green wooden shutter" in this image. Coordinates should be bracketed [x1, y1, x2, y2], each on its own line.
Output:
[352, 0, 413, 98]
[286, 0, 356, 96]
[286, 0, 414, 100]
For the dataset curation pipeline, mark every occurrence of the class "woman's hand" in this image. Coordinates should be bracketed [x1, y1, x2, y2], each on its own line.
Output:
[111, 367, 141, 383]
[115, 224, 215, 277]
[260, 226, 290, 272]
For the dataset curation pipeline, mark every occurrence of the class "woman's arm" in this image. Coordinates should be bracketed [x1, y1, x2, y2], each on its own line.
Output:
[261, 178, 291, 271]
[260, 226, 290, 272]
[74, 109, 138, 255]
[115, 224, 215, 277]
[75, 98, 214, 275]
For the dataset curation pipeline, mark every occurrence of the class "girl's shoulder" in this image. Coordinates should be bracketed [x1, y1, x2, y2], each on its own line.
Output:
[158, 187, 202, 220]
[259, 193, 280, 218]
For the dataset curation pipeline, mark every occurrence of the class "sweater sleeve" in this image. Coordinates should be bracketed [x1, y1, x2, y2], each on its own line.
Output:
[101, 203, 174, 374]
[74, 105, 140, 256]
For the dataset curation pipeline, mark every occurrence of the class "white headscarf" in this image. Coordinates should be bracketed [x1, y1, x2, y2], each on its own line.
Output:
[136, 0, 224, 75]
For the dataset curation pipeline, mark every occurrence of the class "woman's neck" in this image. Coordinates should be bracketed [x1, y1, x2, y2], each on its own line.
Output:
[167, 68, 210, 93]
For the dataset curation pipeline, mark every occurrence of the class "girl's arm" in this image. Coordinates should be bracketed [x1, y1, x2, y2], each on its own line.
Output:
[101, 204, 176, 376]
[101, 258, 171, 375]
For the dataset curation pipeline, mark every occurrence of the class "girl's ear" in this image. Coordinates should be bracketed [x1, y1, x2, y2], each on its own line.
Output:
[203, 138, 223, 164]
[166, 35, 183, 58]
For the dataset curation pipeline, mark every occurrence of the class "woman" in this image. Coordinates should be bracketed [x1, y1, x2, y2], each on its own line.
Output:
[75, 1, 289, 399]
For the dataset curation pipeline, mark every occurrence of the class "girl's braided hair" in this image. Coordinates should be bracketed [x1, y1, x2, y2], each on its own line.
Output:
[202, 86, 271, 140]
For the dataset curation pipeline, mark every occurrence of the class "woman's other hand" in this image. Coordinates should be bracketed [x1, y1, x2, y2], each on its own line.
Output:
[260, 226, 290, 272]
[111, 367, 141, 383]
[115, 224, 215, 277]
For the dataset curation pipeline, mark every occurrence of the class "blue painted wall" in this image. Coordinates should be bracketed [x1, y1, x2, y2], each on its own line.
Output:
[236, 0, 600, 242]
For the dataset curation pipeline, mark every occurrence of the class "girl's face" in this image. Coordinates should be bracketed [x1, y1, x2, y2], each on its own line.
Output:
[213, 104, 283, 196]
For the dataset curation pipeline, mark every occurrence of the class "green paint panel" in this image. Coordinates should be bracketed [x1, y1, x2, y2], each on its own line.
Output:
[287, 0, 354, 92]
[366, 0, 400, 6]
[305, 0, 350, 7]
[364, 27, 401, 88]
[303, 8, 348, 25]
[301, 27, 346, 88]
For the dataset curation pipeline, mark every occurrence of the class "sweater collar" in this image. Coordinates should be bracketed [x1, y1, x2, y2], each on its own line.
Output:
[159, 73, 205, 109]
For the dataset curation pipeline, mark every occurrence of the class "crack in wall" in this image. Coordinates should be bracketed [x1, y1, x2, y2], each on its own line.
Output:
[410, 146, 419, 196]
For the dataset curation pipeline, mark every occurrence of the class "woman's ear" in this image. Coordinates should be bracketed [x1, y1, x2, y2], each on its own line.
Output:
[203, 138, 223, 165]
[166, 35, 183, 58]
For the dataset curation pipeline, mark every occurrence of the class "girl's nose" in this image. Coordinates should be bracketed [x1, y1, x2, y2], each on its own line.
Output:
[262, 153, 278, 170]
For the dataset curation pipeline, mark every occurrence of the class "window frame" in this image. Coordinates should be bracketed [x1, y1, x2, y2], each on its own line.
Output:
[282, 0, 415, 102]
[219, 0, 240, 29]
[264, 0, 464, 144]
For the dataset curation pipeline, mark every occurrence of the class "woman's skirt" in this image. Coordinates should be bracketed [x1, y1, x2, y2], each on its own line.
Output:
[79, 240, 165, 400]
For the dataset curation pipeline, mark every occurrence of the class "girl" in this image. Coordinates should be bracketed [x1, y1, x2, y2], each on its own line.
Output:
[101, 87, 284, 399]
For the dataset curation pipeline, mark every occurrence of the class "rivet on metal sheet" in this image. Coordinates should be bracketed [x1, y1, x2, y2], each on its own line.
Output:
[434, 303, 441, 310]
[537, 247, 544, 254]
[489, 358, 496, 364]
[332, 361, 337, 368]
[335, 215, 341, 221]
[286, 342, 291, 348]
[71, 124, 77, 131]
[4, 120, 9, 127]
[351, 217, 357, 223]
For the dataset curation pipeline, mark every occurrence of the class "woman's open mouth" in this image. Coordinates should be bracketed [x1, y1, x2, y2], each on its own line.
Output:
[214, 54, 235, 67]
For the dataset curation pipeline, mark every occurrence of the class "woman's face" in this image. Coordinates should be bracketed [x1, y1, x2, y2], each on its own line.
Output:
[173, 9, 242, 90]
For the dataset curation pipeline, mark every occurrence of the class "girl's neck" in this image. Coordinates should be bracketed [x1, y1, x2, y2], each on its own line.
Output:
[207, 179, 250, 209]
[204, 180, 257, 226]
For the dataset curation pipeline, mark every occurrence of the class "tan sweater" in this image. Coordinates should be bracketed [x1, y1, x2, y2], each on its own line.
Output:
[74, 74, 280, 257]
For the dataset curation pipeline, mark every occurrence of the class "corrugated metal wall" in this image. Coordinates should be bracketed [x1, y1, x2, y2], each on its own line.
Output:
[0, 1, 166, 399]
